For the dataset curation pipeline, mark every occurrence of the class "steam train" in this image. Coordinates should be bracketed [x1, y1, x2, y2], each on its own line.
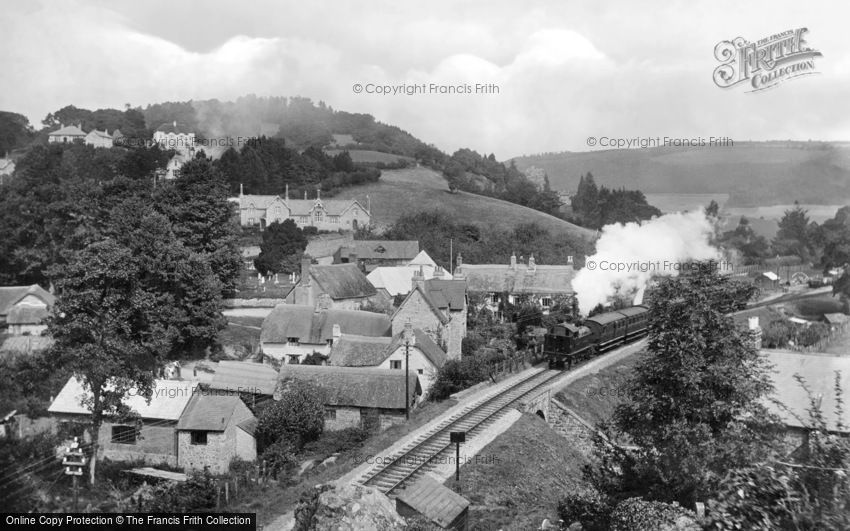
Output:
[543, 305, 651, 368]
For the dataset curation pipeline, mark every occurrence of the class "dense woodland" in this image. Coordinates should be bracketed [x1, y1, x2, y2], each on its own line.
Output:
[569, 172, 663, 229]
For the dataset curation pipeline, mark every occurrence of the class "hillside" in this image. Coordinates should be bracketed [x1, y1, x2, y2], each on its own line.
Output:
[513, 142, 850, 207]
[331, 167, 595, 240]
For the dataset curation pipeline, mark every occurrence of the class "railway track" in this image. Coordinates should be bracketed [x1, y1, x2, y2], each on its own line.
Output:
[357, 367, 563, 495]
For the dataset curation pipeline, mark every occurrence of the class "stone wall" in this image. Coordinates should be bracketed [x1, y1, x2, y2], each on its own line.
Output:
[324, 406, 362, 431]
[177, 402, 256, 474]
[548, 399, 608, 457]
[392, 290, 444, 345]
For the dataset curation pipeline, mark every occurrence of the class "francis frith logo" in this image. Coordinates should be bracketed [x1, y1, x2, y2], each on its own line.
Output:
[713, 28, 822, 92]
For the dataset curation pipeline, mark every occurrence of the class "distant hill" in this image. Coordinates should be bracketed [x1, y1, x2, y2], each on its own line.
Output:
[331, 167, 595, 240]
[512, 142, 850, 207]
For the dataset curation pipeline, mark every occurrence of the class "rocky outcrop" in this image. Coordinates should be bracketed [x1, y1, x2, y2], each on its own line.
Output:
[293, 483, 406, 531]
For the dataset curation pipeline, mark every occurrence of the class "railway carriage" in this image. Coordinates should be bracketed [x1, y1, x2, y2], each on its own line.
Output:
[544, 305, 650, 368]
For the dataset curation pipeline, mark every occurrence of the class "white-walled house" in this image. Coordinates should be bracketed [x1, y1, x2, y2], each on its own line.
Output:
[260, 304, 392, 364]
[328, 325, 447, 397]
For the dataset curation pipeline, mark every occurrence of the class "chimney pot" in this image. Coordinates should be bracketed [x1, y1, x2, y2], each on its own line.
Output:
[510, 253, 517, 269]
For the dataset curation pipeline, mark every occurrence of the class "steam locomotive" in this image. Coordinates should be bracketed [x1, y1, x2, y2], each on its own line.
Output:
[543, 305, 651, 368]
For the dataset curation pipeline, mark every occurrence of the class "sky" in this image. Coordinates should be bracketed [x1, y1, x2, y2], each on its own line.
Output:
[2, 0, 850, 158]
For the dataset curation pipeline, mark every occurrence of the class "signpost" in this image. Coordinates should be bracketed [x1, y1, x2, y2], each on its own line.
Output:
[450, 431, 466, 491]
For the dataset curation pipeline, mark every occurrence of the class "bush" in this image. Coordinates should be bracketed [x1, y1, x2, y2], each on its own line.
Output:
[301, 427, 370, 457]
[0, 432, 62, 512]
[260, 439, 297, 479]
[145, 471, 217, 513]
[257, 379, 324, 451]
[609, 498, 699, 531]
[557, 489, 611, 531]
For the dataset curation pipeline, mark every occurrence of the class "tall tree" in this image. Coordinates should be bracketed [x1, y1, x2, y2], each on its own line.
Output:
[773, 202, 814, 259]
[595, 265, 778, 505]
[254, 219, 308, 276]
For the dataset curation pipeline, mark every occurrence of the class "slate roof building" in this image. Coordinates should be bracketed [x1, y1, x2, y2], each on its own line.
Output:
[761, 349, 850, 457]
[234, 186, 370, 231]
[392, 270, 468, 360]
[48, 124, 86, 143]
[335, 240, 419, 271]
[260, 304, 392, 364]
[0, 284, 55, 335]
[176, 394, 257, 474]
[207, 360, 279, 403]
[305, 233, 354, 265]
[454, 253, 576, 318]
[276, 365, 421, 431]
[48, 377, 196, 467]
[288, 258, 384, 310]
[84, 129, 114, 148]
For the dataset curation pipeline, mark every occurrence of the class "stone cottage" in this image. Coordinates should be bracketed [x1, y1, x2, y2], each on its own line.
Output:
[288, 258, 385, 311]
[176, 394, 257, 475]
[234, 186, 370, 231]
[276, 365, 420, 432]
[392, 269, 467, 360]
[260, 304, 392, 364]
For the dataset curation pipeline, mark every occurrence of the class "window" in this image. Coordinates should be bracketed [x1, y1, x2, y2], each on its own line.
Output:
[248, 217, 255, 226]
[390, 360, 402, 370]
[541, 297, 553, 307]
[314, 210, 324, 223]
[417, 369, 424, 375]
[288, 355, 300, 365]
[111, 425, 136, 445]
[300, 216, 309, 224]
[190, 431, 207, 445]
[287, 337, 300, 346]
[329, 215, 339, 224]
[325, 408, 337, 420]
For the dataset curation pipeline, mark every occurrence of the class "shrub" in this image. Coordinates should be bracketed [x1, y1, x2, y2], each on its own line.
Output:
[301, 427, 370, 457]
[257, 379, 324, 451]
[260, 439, 297, 479]
[609, 498, 699, 531]
[145, 471, 217, 513]
[557, 489, 611, 531]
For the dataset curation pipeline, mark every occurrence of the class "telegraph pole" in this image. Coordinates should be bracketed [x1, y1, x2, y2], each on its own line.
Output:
[63, 437, 87, 511]
[403, 321, 415, 421]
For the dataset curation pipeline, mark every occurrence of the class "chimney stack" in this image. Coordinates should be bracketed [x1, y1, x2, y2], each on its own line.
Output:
[240, 183, 244, 197]
[433, 266, 444, 278]
[510, 253, 517, 270]
[528, 253, 536, 271]
[316, 187, 321, 200]
[412, 265, 426, 292]
[285, 183, 289, 201]
[304, 190, 308, 200]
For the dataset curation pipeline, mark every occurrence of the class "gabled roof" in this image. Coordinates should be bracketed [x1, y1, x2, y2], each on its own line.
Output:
[408, 250, 438, 268]
[367, 265, 454, 297]
[393, 286, 449, 325]
[306, 234, 353, 259]
[350, 241, 419, 260]
[762, 350, 850, 433]
[208, 361, 278, 395]
[48, 124, 85, 137]
[388, 328, 447, 369]
[177, 394, 251, 432]
[456, 263, 575, 294]
[396, 476, 469, 528]
[239, 195, 279, 210]
[48, 377, 195, 421]
[86, 129, 112, 140]
[261, 304, 391, 344]
[310, 264, 376, 300]
[0, 285, 55, 316]
[277, 365, 420, 409]
[424, 279, 466, 312]
[328, 334, 393, 367]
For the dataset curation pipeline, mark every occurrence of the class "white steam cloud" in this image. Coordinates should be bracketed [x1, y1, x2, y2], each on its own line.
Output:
[572, 210, 719, 314]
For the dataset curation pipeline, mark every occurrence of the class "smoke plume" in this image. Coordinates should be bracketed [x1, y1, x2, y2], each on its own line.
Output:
[572, 210, 719, 314]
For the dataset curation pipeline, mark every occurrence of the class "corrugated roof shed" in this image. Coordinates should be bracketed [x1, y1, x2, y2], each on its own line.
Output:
[277, 365, 420, 409]
[396, 475, 469, 529]
[177, 394, 248, 432]
[310, 264, 376, 300]
[261, 305, 392, 344]
[762, 349, 850, 433]
[48, 377, 195, 421]
[208, 361, 279, 395]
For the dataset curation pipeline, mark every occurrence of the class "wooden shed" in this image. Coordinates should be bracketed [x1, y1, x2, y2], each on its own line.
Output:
[395, 476, 469, 530]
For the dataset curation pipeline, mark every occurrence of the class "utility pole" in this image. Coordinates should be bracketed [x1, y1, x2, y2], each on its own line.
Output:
[63, 437, 87, 512]
[403, 321, 415, 420]
[450, 238, 453, 275]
